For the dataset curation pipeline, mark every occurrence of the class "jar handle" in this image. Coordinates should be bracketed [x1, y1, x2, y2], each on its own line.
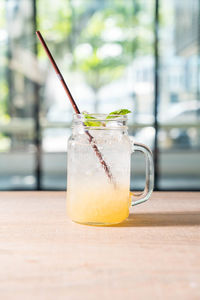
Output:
[129, 136, 154, 206]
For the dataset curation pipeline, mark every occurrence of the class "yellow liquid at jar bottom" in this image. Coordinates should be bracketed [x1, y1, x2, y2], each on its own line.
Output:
[67, 185, 131, 225]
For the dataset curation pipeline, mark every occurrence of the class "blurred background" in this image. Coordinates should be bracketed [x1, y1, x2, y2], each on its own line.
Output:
[0, 0, 199, 191]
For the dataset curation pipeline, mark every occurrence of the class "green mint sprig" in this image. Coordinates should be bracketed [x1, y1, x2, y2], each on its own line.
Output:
[83, 109, 131, 127]
[106, 109, 131, 119]
[82, 112, 102, 127]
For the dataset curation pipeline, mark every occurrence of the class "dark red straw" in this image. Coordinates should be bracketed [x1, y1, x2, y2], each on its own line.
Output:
[36, 31, 80, 114]
[36, 31, 114, 183]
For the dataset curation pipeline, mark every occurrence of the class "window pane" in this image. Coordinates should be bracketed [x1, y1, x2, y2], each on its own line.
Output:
[1, 0, 199, 191]
[0, 0, 37, 189]
[37, 0, 154, 190]
[158, 0, 200, 189]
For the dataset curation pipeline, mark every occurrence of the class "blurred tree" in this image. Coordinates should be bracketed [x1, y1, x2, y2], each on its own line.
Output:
[37, 0, 153, 111]
[0, 3, 8, 120]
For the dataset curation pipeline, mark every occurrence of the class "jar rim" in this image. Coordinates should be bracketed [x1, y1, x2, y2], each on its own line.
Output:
[73, 113, 128, 121]
[72, 113, 128, 130]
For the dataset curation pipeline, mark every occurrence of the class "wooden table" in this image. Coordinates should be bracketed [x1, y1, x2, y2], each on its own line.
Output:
[0, 192, 200, 300]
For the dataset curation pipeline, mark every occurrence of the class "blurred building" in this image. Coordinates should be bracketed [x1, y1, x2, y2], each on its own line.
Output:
[175, 0, 200, 97]
[175, 0, 199, 56]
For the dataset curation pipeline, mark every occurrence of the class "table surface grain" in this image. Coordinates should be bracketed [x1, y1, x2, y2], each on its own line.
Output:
[0, 191, 200, 300]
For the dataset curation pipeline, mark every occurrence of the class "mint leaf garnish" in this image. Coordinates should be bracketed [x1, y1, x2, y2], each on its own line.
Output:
[83, 112, 102, 127]
[106, 109, 131, 119]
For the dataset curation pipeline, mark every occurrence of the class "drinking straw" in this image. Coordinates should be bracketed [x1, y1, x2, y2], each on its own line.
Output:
[36, 31, 114, 183]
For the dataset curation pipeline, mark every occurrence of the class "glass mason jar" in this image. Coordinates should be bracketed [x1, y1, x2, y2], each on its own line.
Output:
[67, 114, 154, 225]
